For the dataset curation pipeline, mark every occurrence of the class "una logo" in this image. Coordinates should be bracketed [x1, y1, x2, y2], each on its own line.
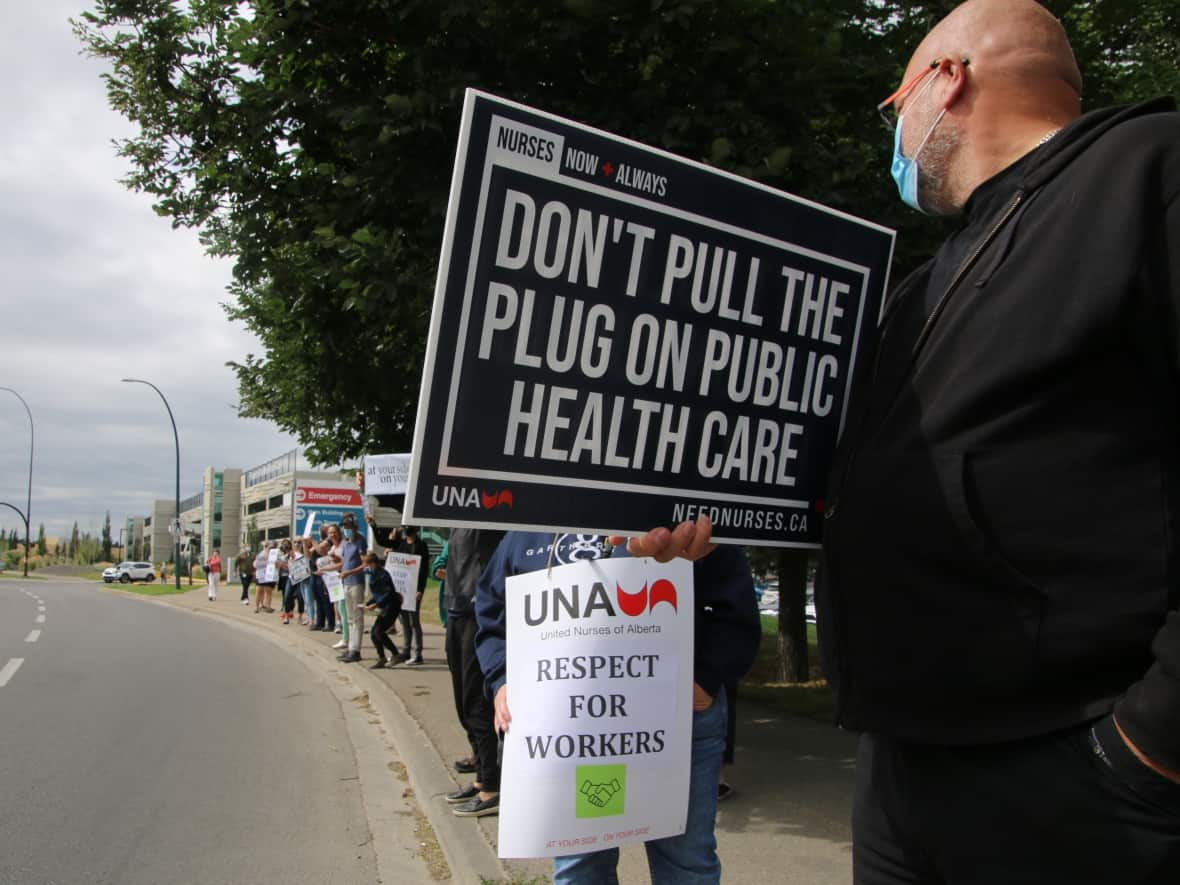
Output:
[616, 579, 678, 616]
[523, 579, 678, 625]
[431, 486, 513, 510]
[575, 764, 625, 819]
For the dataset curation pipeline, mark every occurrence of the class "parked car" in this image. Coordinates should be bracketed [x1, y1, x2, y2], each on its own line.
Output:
[103, 561, 155, 584]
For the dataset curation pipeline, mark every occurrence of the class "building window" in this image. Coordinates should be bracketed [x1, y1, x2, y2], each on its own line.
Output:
[247, 500, 266, 515]
[267, 494, 283, 510]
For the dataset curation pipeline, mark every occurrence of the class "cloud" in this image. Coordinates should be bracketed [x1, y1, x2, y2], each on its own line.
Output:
[0, 1, 301, 540]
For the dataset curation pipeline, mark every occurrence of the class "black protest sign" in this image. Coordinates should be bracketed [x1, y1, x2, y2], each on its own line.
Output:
[403, 90, 894, 546]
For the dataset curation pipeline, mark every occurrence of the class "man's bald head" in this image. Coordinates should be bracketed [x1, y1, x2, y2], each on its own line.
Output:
[909, 0, 1081, 100]
[894, 0, 1083, 213]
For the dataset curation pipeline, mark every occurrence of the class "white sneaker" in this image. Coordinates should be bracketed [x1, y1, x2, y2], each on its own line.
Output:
[241, 599, 249, 605]
[332, 639, 347, 649]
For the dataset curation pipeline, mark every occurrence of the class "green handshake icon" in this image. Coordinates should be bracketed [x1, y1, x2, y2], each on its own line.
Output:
[580, 777, 623, 807]
[575, 764, 626, 818]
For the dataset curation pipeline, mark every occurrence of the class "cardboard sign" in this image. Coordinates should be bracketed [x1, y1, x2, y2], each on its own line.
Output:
[262, 548, 279, 584]
[323, 570, 345, 603]
[384, 553, 422, 613]
[288, 556, 311, 585]
[497, 556, 694, 858]
[364, 453, 413, 495]
[403, 90, 894, 547]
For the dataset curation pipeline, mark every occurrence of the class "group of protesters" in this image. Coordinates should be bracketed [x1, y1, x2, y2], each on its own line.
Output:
[225, 517, 435, 667]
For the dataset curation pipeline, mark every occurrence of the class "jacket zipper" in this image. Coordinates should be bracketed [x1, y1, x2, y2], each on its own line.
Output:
[823, 189, 1027, 729]
[910, 190, 1026, 362]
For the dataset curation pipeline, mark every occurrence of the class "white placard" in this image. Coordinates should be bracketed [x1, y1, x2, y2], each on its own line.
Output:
[384, 553, 421, 612]
[288, 556, 310, 585]
[364, 453, 413, 495]
[498, 556, 694, 859]
[323, 570, 345, 603]
[302, 511, 318, 538]
[262, 548, 279, 584]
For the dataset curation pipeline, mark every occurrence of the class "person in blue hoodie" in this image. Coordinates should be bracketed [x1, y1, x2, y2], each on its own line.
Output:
[362, 551, 402, 669]
[474, 532, 759, 885]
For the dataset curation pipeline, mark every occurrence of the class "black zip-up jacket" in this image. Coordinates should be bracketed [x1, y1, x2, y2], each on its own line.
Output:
[820, 99, 1180, 773]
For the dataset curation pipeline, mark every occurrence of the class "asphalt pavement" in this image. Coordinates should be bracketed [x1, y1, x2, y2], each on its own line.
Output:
[0, 578, 428, 885]
[1, 576, 857, 884]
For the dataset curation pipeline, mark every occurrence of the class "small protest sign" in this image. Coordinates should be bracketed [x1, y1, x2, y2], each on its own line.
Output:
[263, 548, 279, 584]
[288, 557, 310, 585]
[364, 453, 413, 495]
[403, 90, 895, 546]
[497, 555, 694, 858]
[323, 570, 344, 604]
[383, 553, 422, 613]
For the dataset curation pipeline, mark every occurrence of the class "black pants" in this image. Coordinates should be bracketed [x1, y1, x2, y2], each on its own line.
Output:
[854, 715, 1180, 885]
[445, 613, 499, 791]
[398, 609, 423, 658]
[282, 577, 305, 614]
[239, 574, 252, 601]
[312, 577, 335, 630]
[371, 607, 400, 660]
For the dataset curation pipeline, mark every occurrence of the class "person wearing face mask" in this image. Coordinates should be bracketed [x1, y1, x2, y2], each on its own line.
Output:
[335, 513, 368, 663]
[621, 1, 1180, 881]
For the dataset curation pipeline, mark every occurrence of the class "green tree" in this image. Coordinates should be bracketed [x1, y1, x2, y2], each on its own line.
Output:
[36, 524, 46, 556]
[69, 521, 80, 561]
[245, 516, 261, 552]
[73, 0, 926, 465]
[101, 511, 113, 560]
[75, 0, 1177, 681]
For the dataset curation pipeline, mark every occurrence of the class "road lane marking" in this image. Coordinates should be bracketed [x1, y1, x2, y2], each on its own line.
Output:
[35, 614, 45, 623]
[0, 658, 23, 686]
[25, 630, 40, 643]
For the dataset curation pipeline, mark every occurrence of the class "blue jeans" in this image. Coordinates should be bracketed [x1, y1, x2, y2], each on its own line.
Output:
[299, 579, 316, 622]
[553, 686, 728, 885]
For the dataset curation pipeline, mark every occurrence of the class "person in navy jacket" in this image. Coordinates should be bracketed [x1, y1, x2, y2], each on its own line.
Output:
[475, 532, 759, 884]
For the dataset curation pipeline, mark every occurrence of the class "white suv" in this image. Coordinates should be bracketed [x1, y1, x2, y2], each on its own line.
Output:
[103, 561, 156, 584]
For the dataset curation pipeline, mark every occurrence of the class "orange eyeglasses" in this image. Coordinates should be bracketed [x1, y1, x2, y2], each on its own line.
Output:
[876, 58, 968, 130]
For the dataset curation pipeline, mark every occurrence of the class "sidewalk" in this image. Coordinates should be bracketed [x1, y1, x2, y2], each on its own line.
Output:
[158, 585, 855, 883]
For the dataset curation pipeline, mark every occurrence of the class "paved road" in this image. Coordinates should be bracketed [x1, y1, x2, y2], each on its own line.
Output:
[0, 579, 381, 885]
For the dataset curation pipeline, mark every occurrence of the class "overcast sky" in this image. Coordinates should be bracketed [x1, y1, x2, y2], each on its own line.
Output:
[0, 2, 301, 542]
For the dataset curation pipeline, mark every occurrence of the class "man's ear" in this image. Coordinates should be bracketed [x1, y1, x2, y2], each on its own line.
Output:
[934, 57, 969, 112]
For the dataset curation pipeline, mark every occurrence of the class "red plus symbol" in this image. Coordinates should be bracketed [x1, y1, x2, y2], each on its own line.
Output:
[601, 162, 615, 177]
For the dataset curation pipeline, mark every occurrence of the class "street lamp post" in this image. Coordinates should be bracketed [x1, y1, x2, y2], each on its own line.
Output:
[122, 378, 181, 590]
[0, 387, 33, 578]
[117, 526, 126, 562]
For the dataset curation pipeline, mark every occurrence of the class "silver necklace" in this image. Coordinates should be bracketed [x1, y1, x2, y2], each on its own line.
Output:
[1036, 127, 1062, 148]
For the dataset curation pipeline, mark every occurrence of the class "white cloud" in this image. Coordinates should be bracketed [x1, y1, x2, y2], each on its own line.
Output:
[0, 1, 300, 540]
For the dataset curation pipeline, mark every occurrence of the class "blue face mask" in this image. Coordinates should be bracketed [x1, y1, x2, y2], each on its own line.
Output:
[343, 528, 354, 540]
[889, 78, 945, 213]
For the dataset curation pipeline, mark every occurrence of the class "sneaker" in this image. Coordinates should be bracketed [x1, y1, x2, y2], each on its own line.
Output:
[241, 599, 249, 605]
[452, 794, 499, 817]
[332, 639, 347, 649]
[334, 625, 342, 634]
[337, 651, 361, 663]
[407, 656, 424, 665]
[398, 653, 412, 663]
[369, 658, 387, 670]
[445, 784, 479, 804]
[453, 757, 478, 774]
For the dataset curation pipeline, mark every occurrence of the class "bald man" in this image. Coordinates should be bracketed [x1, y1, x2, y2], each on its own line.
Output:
[624, 1, 1180, 881]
